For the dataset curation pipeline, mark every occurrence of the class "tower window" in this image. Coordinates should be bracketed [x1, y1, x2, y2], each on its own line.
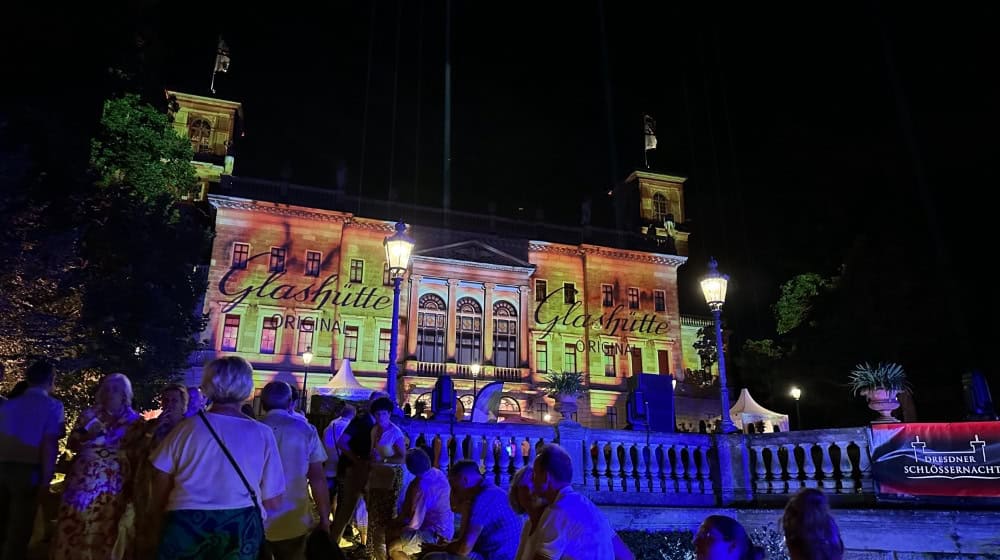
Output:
[653, 193, 670, 223]
[188, 118, 213, 153]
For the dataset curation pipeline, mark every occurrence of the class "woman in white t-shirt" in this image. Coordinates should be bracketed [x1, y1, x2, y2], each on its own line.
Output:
[367, 396, 406, 560]
[150, 357, 286, 560]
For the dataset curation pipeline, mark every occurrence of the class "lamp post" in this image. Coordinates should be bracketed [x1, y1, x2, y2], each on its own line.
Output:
[301, 347, 313, 412]
[470, 362, 481, 397]
[790, 386, 802, 430]
[384, 220, 415, 411]
[700, 257, 737, 434]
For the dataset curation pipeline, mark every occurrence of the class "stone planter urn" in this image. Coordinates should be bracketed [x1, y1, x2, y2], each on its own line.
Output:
[862, 388, 900, 423]
[553, 394, 579, 422]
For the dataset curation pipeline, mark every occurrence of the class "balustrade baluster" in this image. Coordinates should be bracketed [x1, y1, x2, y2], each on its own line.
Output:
[819, 442, 837, 490]
[649, 444, 662, 493]
[498, 438, 512, 488]
[752, 445, 768, 494]
[663, 444, 677, 493]
[609, 442, 623, 492]
[621, 444, 634, 492]
[768, 445, 786, 494]
[432, 434, 443, 470]
[674, 445, 688, 493]
[855, 439, 874, 493]
[836, 441, 855, 493]
[699, 445, 712, 494]
[784, 444, 801, 491]
[468, 435, 483, 471]
[484, 437, 497, 483]
[634, 444, 647, 493]
[595, 441, 609, 492]
[801, 443, 818, 488]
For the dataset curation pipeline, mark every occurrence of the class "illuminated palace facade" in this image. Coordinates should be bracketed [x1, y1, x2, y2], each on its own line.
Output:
[175, 91, 713, 429]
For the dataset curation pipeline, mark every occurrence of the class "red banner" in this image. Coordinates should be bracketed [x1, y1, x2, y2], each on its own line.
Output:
[870, 422, 1000, 498]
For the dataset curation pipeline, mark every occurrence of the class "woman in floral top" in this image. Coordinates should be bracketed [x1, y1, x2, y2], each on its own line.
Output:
[51, 373, 143, 560]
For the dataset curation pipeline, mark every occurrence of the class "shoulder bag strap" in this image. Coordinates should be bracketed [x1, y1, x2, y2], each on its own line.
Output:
[197, 410, 261, 512]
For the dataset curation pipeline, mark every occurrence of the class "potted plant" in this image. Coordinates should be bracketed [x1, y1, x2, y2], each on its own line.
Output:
[848, 362, 910, 423]
[542, 371, 586, 422]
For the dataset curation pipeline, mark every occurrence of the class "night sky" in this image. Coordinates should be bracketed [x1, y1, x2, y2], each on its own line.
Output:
[5, 2, 998, 420]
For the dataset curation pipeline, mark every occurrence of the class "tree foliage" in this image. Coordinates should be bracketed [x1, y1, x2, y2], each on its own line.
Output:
[1, 94, 211, 411]
[774, 272, 837, 335]
[77, 95, 211, 406]
[90, 94, 200, 203]
[692, 326, 718, 371]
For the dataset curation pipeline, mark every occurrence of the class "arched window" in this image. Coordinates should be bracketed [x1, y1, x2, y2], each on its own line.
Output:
[493, 301, 518, 368]
[417, 294, 446, 363]
[456, 297, 482, 365]
[499, 396, 521, 414]
[414, 392, 433, 418]
[188, 118, 213, 153]
[653, 193, 670, 223]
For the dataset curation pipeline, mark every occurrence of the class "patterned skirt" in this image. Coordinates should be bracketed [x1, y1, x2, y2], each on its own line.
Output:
[156, 507, 263, 560]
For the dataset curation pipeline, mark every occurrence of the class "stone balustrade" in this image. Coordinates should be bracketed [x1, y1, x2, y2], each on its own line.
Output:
[746, 427, 873, 503]
[397, 419, 876, 507]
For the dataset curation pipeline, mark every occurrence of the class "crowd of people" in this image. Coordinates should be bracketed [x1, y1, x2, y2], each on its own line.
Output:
[0, 356, 845, 560]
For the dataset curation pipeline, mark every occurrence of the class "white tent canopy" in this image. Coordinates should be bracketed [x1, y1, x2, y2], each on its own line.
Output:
[729, 388, 789, 433]
[313, 359, 373, 401]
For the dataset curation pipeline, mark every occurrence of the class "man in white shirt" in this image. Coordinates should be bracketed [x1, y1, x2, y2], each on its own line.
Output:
[259, 382, 331, 560]
[530, 444, 633, 560]
[323, 404, 355, 509]
[0, 360, 65, 560]
[388, 448, 454, 559]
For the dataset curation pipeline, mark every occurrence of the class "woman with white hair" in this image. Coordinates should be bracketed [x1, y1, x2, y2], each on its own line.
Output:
[52, 372, 144, 560]
[150, 356, 285, 560]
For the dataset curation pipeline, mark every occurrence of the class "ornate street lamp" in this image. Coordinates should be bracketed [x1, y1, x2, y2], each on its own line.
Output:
[302, 347, 313, 412]
[384, 220, 415, 410]
[470, 362, 482, 396]
[700, 257, 737, 433]
[790, 386, 803, 430]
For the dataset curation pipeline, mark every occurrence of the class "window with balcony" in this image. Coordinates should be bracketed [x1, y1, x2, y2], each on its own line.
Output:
[417, 294, 447, 363]
[456, 297, 482, 365]
[493, 301, 518, 369]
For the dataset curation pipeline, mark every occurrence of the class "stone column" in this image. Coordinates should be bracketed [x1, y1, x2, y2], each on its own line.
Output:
[483, 283, 495, 364]
[518, 284, 531, 367]
[446, 279, 460, 361]
[716, 432, 754, 505]
[406, 274, 422, 359]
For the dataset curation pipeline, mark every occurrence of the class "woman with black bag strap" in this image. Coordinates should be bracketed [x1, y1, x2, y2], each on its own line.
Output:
[150, 357, 286, 559]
